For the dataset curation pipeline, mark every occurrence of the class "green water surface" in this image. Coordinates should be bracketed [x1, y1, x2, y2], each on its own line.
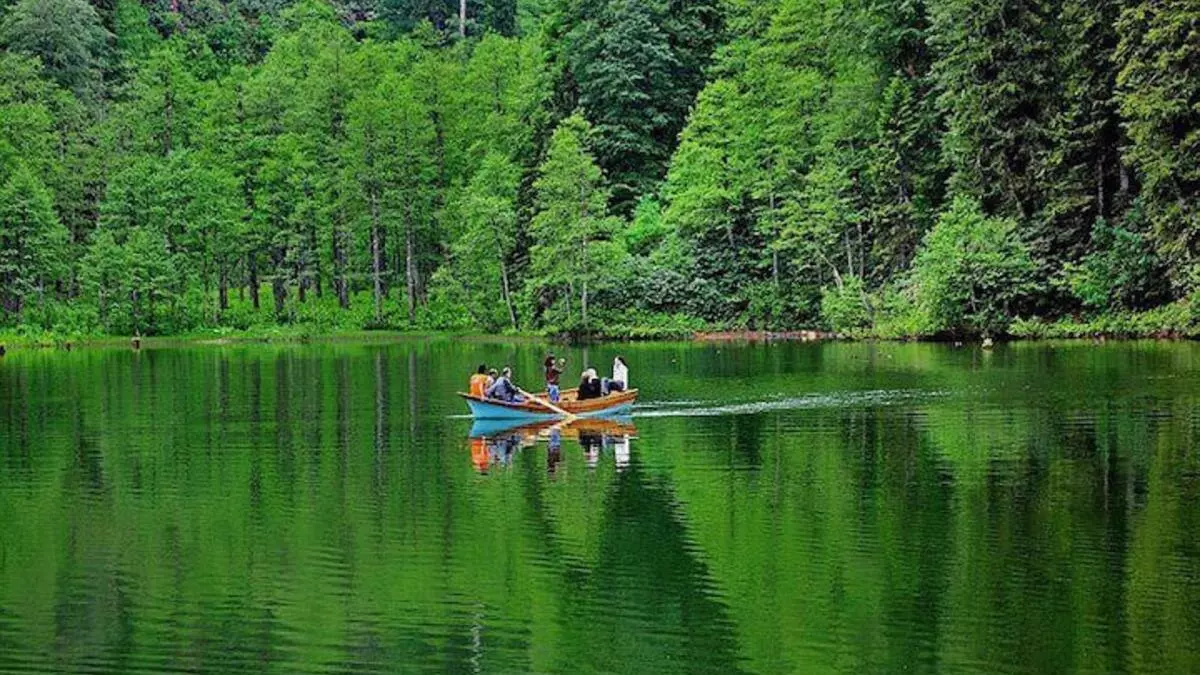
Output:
[1, 340, 1198, 673]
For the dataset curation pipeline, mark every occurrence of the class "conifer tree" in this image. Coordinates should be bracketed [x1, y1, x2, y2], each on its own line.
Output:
[0, 164, 69, 318]
[530, 114, 619, 327]
[1115, 0, 1200, 288]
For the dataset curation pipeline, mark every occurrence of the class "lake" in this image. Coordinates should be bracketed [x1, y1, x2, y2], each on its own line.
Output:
[1, 339, 1198, 673]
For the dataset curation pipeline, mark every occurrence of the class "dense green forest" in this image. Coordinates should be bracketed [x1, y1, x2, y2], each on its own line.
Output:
[0, 0, 1197, 340]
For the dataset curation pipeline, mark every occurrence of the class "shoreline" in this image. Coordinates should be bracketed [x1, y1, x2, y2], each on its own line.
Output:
[1, 326, 1196, 354]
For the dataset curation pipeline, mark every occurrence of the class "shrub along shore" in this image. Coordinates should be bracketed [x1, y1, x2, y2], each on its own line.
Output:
[4, 299, 1200, 352]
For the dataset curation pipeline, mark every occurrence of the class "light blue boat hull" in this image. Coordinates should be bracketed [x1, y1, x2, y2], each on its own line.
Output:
[463, 397, 634, 421]
[469, 415, 635, 438]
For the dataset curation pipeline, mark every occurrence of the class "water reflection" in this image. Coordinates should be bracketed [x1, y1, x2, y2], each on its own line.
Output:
[3, 342, 1200, 673]
[467, 418, 637, 475]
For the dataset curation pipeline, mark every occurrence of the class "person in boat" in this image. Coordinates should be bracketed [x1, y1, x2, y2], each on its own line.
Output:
[544, 354, 565, 403]
[577, 368, 603, 400]
[469, 364, 490, 397]
[486, 366, 523, 402]
[611, 356, 628, 391]
[602, 355, 629, 395]
[486, 368, 498, 391]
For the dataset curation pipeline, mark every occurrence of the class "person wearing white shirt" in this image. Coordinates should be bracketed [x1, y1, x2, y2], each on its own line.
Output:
[611, 356, 629, 391]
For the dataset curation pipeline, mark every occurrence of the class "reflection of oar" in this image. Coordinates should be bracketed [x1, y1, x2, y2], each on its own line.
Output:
[516, 387, 578, 420]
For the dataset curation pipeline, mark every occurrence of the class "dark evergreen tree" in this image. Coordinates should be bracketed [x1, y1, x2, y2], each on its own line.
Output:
[0, 0, 112, 98]
[1115, 0, 1200, 290]
[559, 0, 721, 213]
[928, 0, 1059, 220]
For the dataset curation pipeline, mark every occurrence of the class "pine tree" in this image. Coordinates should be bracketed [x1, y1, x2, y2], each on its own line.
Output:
[442, 151, 522, 329]
[1039, 0, 1126, 271]
[560, 0, 721, 213]
[928, 0, 1060, 222]
[0, 164, 70, 318]
[0, 0, 112, 99]
[1115, 0, 1200, 289]
[529, 114, 619, 327]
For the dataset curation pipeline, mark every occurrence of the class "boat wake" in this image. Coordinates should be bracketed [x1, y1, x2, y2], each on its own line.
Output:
[633, 389, 932, 418]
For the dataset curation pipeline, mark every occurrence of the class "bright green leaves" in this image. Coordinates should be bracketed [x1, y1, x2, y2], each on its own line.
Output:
[435, 151, 523, 330]
[912, 197, 1037, 336]
[529, 114, 622, 328]
[0, 164, 69, 319]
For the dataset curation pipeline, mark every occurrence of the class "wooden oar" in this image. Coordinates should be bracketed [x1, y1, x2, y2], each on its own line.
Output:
[516, 387, 578, 420]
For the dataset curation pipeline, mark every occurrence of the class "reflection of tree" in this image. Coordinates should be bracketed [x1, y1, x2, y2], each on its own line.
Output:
[1125, 423, 1200, 673]
[4, 342, 1200, 672]
[551, 464, 746, 674]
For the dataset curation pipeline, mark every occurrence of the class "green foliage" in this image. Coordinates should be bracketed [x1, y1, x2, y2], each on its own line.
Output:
[0, 0, 111, 98]
[624, 196, 668, 256]
[820, 276, 872, 333]
[557, 0, 722, 211]
[912, 197, 1038, 336]
[1010, 297, 1200, 339]
[528, 114, 621, 329]
[1063, 213, 1167, 312]
[434, 151, 522, 330]
[0, 164, 69, 320]
[0, 0, 1199, 341]
[1115, 0, 1200, 289]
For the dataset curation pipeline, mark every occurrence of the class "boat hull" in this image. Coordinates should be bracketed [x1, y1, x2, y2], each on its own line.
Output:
[460, 389, 638, 420]
[469, 416, 636, 439]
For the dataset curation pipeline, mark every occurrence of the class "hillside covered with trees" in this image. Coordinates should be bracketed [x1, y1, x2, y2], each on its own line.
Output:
[0, 0, 1197, 340]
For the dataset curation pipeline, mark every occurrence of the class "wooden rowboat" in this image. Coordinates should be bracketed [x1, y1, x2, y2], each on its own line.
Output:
[459, 387, 638, 420]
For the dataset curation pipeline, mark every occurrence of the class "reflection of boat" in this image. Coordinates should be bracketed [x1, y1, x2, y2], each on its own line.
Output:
[459, 387, 638, 420]
[469, 415, 637, 440]
[469, 417, 636, 474]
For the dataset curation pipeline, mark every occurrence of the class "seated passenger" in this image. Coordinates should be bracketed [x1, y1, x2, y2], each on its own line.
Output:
[486, 367, 523, 402]
[577, 368, 603, 400]
[468, 364, 490, 397]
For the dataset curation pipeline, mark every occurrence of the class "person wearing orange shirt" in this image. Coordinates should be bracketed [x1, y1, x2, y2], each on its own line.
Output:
[468, 364, 490, 397]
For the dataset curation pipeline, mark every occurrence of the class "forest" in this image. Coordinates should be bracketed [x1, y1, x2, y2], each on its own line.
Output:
[0, 0, 1197, 340]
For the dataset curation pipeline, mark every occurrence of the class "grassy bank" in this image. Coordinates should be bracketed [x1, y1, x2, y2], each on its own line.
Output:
[5, 300, 1200, 352]
[0, 318, 705, 352]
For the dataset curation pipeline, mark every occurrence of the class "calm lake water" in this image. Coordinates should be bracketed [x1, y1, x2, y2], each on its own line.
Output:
[1, 339, 1198, 673]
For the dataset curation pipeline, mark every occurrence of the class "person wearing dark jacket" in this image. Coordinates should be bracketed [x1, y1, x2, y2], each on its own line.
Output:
[544, 355, 565, 403]
[577, 368, 603, 400]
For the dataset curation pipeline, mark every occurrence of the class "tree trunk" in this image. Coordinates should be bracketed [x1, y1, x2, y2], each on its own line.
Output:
[371, 191, 384, 324]
[219, 270, 229, 312]
[272, 248, 287, 320]
[459, 0, 467, 38]
[248, 253, 260, 310]
[333, 214, 350, 309]
[500, 260, 517, 330]
[581, 278, 588, 327]
[405, 210, 416, 324]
